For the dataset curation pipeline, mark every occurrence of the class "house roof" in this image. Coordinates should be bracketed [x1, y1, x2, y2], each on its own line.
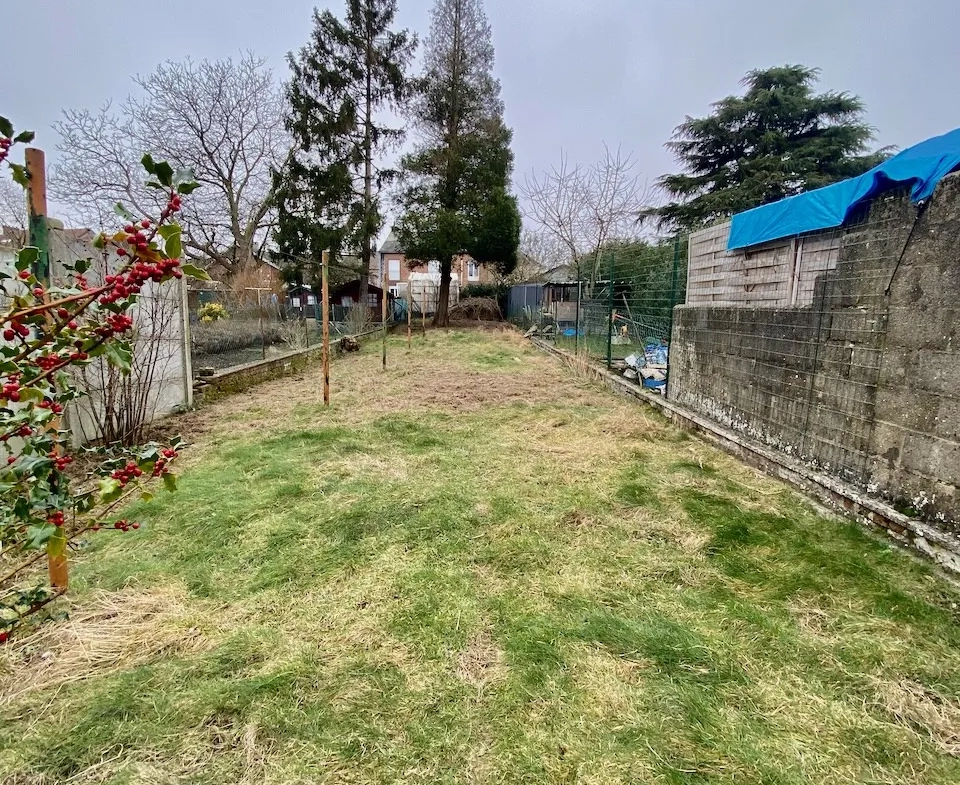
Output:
[330, 280, 385, 297]
[378, 230, 403, 255]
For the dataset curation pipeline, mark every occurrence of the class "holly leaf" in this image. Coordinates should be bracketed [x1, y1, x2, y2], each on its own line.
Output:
[154, 161, 174, 188]
[98, 477, 123, 504]
[177, 181, 201, 195]
[141, 153, 157, 175]
[0, 117, 13, 138]
[173, 167, 196, 186]
[104, 341, 133, 372]
[140, 490, 155, 503]
[157, 224, 182, 260]
[25, 523, 57, 551]
[180, 264, 211, 281]
[10, 163, 28, 187]
[114, 202, 134, 221]
[163, 473, 178, 492]
[16, 247, 39, 272]
[14, 130, 35, 144]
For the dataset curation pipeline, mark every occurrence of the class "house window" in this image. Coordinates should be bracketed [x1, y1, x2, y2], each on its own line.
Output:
[388, 259, 401, 281]
[428, 260, 440, 274]
[367, 293, 378, 307]
[467, 261, 480, 281]
[306, 294, 316, 306]
[291, 297, 301, 308]
[342, 295, 354, 307]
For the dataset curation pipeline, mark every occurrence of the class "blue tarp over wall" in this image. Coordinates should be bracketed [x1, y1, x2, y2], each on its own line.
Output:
[728, 127, 960, 250]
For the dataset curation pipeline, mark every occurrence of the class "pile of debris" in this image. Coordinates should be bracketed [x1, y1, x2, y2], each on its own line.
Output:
[449, 297, 503, 321]
[621, 340, 668, 395]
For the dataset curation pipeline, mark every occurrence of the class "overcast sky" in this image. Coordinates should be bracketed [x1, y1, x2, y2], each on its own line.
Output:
[5, 0, 960, 226]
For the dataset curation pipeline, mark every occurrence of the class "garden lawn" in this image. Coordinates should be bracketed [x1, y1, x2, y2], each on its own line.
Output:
[2, 326, 959, 784]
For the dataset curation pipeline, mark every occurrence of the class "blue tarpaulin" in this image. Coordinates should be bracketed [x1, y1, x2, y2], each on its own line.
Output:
[728, 127, 960, 250]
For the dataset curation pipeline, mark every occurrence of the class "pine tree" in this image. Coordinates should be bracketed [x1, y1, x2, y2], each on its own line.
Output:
[275, 0, 416, 304]
[651, 65, 888, 231]
[397, 0, 520, 326]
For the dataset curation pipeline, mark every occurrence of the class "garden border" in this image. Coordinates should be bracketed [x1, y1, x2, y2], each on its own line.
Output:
[194, 327, 382, 401]
[531, 338, 960, 575]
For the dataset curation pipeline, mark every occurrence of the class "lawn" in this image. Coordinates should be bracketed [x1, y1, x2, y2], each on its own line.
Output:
[2, 326, 959, 784]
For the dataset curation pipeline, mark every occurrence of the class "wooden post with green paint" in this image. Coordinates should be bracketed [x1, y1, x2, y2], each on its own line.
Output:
[26, 148, 66, 590]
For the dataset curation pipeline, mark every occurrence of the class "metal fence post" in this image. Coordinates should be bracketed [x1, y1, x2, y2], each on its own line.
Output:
[606, 250, 615, 369]
[669, 234, 681, 334]
[575, 279, 582, 355]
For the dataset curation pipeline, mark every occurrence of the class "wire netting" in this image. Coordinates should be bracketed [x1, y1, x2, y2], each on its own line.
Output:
[522, 238, 688, 393]
[673, 187, 917, 486]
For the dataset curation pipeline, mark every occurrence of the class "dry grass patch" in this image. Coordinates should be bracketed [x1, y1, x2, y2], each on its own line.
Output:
[0, 586, 215, 705]
[455, 627, 506, 690]
[876, 679, 960, 757]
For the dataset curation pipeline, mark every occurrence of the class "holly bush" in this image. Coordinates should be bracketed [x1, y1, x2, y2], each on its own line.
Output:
[0, 116, 209, 642]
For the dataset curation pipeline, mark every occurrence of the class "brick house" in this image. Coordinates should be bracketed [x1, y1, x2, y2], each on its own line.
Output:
[372, 230, 498, 293]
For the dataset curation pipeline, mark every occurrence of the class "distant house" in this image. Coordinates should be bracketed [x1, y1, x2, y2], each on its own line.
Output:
[372, 230, 498, 294]
[205, 251, 283, 291]
[329, 280, 387, 318]
[286, 284, 318, 315]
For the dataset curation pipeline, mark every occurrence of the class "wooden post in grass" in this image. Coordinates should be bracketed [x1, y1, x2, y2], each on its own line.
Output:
[26, 149, 67, 590]
[421, 285, 426, 337]
[381, 264, 388, 371]
[321, 249, 330, 407]
[406, 283, 412, 349]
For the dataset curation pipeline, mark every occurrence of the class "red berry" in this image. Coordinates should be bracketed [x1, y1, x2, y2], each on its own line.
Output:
[3, 329, 14, 341]
[68, 320, 78, 329]
[124, 224, 135, 234]
[57, 308, 69, 319]
[141, 219, 151, 229]
[116, 247, 127, 257]
[32, 287, 44, 298]
[18, 269, 30, 280]
[132, 522, 140, 530]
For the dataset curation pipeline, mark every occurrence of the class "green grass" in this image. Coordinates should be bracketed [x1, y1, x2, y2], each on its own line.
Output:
[1, 326, 959, 784]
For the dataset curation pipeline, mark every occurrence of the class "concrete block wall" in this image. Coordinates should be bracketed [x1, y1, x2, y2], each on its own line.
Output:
[670, 175, 960, 542]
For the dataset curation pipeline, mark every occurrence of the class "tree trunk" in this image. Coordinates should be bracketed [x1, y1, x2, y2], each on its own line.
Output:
[359, 18, 374, 320]
[434, 257, 451, 327]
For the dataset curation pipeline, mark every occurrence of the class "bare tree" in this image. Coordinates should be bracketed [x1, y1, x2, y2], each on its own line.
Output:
[521, 145, 651, 282]
[52, 53, 289, 277]
[508, 228, 564, 282]
[0, 176, 27, 241]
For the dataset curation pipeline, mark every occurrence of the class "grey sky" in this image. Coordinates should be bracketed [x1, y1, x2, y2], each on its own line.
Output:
[5, 0, 960, 224]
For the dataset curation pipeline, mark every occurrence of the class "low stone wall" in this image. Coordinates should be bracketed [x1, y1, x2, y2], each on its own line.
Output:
[194, 329, 380, 401]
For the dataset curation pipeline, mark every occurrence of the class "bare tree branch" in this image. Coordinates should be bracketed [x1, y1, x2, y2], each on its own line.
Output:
[520, 145, 653, 281]
[51, 53, 289, 277]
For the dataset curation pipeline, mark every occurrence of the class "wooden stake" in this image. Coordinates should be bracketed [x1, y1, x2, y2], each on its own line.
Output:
[321, 249, 330, 407]
[26, 148, 66, 590]
[421, 285, 426, 337]
[381, 263, 388, 371]
[406, 283, 412, 349]
[25, 148, 50, 283]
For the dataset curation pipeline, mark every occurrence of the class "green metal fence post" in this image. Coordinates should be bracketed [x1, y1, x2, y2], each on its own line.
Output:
[574, 278, 581, 355]
[605, 250, 615, 369]
[669, 234, 681, 326]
